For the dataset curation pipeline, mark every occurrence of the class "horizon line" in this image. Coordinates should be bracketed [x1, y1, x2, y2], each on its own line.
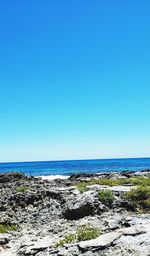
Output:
[0, 156, 150, 165]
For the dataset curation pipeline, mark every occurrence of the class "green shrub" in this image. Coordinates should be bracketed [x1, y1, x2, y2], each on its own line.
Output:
[125, 185, 150, 211]
[76, 183, 87, 193]
[75, 178, 127, 188]
[126, 185, 150, 201]
[54, 224, 100, 247]
[0, 224, 17, 233]
[77, 224, 100, 241]
[75, 176, 150, 211]
[54, 234, 76, 247]
[16, 186, 29, 193]
[128, 177, 150, 186]
[98, 189, 114, 207]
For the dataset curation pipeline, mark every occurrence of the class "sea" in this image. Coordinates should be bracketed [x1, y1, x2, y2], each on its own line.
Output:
[0, 157, 150, 177]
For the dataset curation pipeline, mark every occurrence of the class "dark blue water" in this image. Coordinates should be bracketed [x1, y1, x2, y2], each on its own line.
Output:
[0, 158, 150, 176]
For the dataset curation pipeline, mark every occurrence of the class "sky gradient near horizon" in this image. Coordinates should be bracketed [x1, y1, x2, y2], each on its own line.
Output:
[0, 0, 150, 162]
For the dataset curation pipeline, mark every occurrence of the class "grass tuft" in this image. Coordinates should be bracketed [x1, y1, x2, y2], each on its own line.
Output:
[75, 176, 150, 193]
[76, 183, 87, 193]
[16, 186, 29, 193]
[54, 224, 100, 247]
[125, 185, 150, 211]
[0, 224, 17, 233]
[98, 189, 114, 207]
[54, 234, 76, 247]
[77, 224, 100, 241]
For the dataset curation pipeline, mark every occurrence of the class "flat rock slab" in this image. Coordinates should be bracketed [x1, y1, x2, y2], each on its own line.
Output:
[120, 226, 146, 236]
[108, 185, 135, 192]
[79, 231, 122, 251]
[20, 237, 54, 255]
[87, 185, 135, 192]
[78, 226, 146, 251]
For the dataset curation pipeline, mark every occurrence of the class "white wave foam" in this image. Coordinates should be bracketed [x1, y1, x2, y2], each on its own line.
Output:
[38, 175, 70, 181]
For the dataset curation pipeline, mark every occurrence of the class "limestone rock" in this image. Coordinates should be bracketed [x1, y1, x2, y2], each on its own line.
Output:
[79, 231, 122, 251]
[79, 226, 147, 251]
[0, 234, 11, 245]
[63, 191, 106, 220]
[19, 237, 54, 255]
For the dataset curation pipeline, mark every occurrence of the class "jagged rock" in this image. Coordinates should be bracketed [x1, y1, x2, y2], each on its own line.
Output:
[9, 192, 43, 208]
[0, 172, 26, 183]
[0, 171, 150, 256]
[63, 191, 106, 220]
[0, 234, 11, 245]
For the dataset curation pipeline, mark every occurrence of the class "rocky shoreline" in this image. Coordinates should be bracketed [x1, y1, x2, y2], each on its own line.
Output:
[0, 171, 150, 256]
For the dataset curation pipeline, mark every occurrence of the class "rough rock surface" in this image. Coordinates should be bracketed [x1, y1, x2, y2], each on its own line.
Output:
[79, 226, 146, 251]
[0, 171, 150, 256]
[63, 191, 107, 220]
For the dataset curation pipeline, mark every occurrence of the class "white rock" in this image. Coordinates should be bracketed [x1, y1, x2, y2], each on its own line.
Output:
[107, 185, 135, 192]
[120, 226, 146, 236]
[22, 237, 54, 255]
[79, 231, 123, 250]
[79, 225, 147, 251]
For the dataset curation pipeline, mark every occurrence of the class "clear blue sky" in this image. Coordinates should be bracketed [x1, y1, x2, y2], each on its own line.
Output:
[0, 0, 150, 162]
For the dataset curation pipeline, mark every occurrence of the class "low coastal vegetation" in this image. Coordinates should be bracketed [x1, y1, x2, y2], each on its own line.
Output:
[76, 183, 87, 193]
[125, 185, 150, 211]
[76, 176, 150, 212]
[54, 224, 100, 247]
[75, 176, 150, 190]
[77, 224, 100, 241]
[55, 234, 76, 247]
[16, 186, 29, 193]
[0, 224, 17, 233]
[98, 189, 114, 207]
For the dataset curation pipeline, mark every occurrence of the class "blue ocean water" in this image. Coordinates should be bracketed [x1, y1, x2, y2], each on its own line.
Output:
[0, 158, 150, 176]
